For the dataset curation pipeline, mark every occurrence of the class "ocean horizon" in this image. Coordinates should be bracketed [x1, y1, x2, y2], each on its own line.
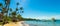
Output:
[24, 20, 60, 26]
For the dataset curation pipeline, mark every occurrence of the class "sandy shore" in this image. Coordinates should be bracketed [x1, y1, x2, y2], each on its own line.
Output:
[2, 21, 29, 26]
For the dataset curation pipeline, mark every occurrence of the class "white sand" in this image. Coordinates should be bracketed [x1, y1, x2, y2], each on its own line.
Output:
[3, 21, 29, 26]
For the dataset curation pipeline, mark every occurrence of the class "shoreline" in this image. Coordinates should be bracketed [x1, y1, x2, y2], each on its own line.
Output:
[0, 21, 29, 26]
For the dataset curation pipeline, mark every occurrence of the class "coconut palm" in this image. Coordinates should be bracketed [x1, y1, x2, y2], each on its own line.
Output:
[16, 2, 19, 13]
[16, 8, 18, 11]
[0, 0, 11, 26]
[4, 0, 10, 8]
[20, 7, 24, 13]
[20, 7, 23, 10]
[4, 0, 10, 18]
[0, 3, 3, 11]
[0, 3, 2, 7]
[11, 11, 18, 22]
[12, 11, 16, 15]
[8, 8, 12, 17]
[0, 3, 4, 26]
[22, 10, 24, 13]
[0, 3, 3, 12]
[16, 2, 19, 8]
[0, 3, 4, 22]
[0, 0, 24, 26]
[4, 0, 10, 16]
[17, 14, 23, 21]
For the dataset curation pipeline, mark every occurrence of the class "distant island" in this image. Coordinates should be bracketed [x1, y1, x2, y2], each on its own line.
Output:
[23, 18, 60, 22]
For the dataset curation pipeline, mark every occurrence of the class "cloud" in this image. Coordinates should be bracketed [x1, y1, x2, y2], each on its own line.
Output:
[53, 15, 60, 19]
[31, 15, 60, 20]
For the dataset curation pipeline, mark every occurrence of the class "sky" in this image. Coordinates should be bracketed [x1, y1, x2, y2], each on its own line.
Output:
[0, 0, 60, 20]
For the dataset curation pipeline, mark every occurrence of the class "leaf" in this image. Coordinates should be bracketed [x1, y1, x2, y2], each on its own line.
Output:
[12, 11, 16, 15]
[16, 8, 18, 11]
[20, 7, 23, 10]
[0, 3, 2, 7]
[10, 8, 12, 11]
[22, 11, 24, 13]
[16, 2, 19, 5]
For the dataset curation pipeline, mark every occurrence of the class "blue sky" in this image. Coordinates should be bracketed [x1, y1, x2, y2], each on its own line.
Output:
[0, 0, 60, 20]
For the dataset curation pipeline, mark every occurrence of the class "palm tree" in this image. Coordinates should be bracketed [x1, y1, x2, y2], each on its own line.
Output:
[0, 0, 11, 26]
[16, 2, 19, 13]
[20, 7, 24, 13]
[4, 0, 10, 18]
[16, 8, 18, 11]
[11, 11, 18, 22]
[20, 7, 23, 10]
[0, 3, 4, 26]
[8, 8, 12, 16]
[0, 3, 3, 12]
[4, 0, 10, 8]
[16, 2, 24, 21]
[16, 2, 19, 8]
[17, 14, 23, 21]
[0, 3, 2, 7]
[20, 7, 24, 16]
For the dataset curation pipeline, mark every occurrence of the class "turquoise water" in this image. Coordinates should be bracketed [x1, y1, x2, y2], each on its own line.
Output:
[25, 20, 60, 26]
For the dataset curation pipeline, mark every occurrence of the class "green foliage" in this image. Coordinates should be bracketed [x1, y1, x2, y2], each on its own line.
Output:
[16, 8, 18, 11]
[11, 11, 16, 15]
[0, 3, 2, 7]
[16, 2, 19, 6]
[17, 14, 24, 21]
[20, 7, 23, 10]
[0, 0, 24, 25]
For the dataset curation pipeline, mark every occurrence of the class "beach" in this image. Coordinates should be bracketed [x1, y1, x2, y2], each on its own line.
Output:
[0, 21, 60, 26]
[1, 21, 29, 26]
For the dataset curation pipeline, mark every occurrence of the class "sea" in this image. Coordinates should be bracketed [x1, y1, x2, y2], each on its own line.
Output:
[24, 20, 60, 26]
